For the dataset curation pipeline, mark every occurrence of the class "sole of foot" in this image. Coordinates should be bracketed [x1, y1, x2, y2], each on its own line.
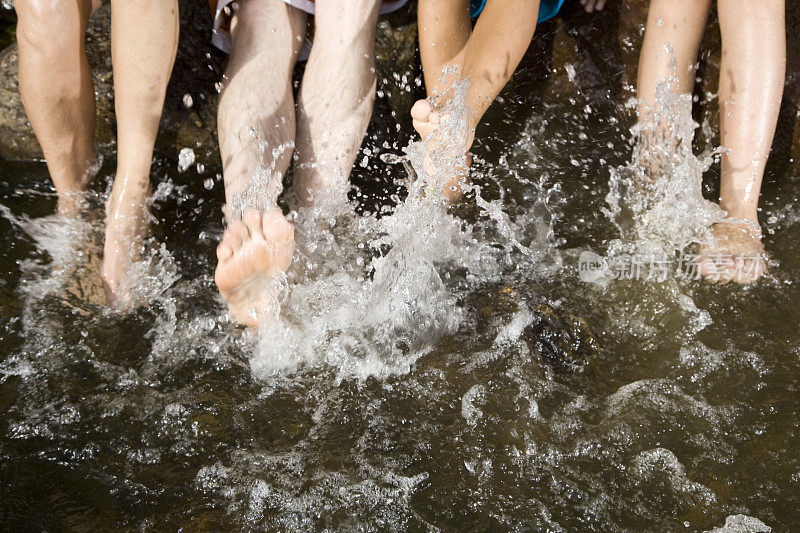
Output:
[697, 219, 767, 284]
[215, 208, 295, 327]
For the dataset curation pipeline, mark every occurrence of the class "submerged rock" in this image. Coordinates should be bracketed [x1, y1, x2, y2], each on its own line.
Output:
[522, 302, 599, 373]
[476, 286, 599, 373]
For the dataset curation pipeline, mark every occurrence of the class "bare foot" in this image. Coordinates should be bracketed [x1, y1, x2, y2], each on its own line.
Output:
[696, 218, 767, 284]
[580, 0, 607, 12]
[215, 208, 295, 326]
[410, 99, 473, 203]
[101, 195, 150, 310]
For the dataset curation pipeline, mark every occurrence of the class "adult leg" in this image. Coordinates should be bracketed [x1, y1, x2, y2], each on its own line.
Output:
[214, 0, 307, 326]
[15, 0, 102, 215]
[411, 0, 540, 200]
[292, 0, 381, 205]
[698, 0, 785, 284]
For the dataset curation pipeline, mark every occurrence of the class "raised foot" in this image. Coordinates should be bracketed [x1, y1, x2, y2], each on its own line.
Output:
[215, 208, 294, 326]
[697, 218, 767, 284]
[410, 98, 472, 203]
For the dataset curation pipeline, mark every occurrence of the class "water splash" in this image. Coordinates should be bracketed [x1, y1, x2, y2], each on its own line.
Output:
[605, 82, 724, 258]
[248, 71, 536, 380]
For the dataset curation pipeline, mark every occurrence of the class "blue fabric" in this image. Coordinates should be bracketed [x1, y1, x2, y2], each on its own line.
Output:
[470, 0, 565, 22]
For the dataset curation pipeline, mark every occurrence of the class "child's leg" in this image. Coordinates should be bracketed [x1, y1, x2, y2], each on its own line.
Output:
[411, 0, 540, 201]
[697, 0, 784, 284]
[413, 0, 540, 145]
[410, 0, 471, 198]
[14, 0, 102, 215]
[292, 0, 381, 205]
[636, 0, 712, 110]
[417, 0, 471, 99]
[102, 0, 179, 308]
[717, 0, 785, 222]
[460, 0, 540, 134]
[215, 0, 306, 326]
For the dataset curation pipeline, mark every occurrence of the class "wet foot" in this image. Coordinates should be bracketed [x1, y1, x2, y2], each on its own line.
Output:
[101, 195, 150, 310]
[697, 218, 767, 284]
[215, 208, 294, 327]
[410, 99, 473, 202]
[55, 154, 103, 217]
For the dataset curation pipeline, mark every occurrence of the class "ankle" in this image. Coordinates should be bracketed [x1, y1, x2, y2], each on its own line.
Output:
[56, 192, 89, 217]
[719, 201, 758, 223]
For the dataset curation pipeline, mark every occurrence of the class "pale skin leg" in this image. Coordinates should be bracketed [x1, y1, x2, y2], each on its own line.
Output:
[215, 0, 381, 326]
[292, 0, 381, 205]
[14, 0, 103, 215]
[411, 0, 540, 200]
[215, 0, 306, 326]
[637, 0, 785, 283]
[102, 0, 179, 308]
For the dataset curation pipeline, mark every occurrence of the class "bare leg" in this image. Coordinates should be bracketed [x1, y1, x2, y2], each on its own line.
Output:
[14, 0, 102, 215]
[636, 0, 711, 110]
[634, 1, 710, 185]
[292, 0, 381, 205]
[411, 0, 540, 200]
[717, 0, 785, 221]
[100, 0, 179, 308]
[214, 0, 306, 326]
[700, 0, 785, 283]
[417, 0, 471, 98]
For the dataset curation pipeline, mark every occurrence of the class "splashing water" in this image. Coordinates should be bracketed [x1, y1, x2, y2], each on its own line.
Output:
[605, 82, 725, 261]
[2, 26, 799, 530]
[249, 73, 517, 380]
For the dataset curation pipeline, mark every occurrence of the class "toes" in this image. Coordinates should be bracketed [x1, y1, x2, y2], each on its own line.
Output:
[227, 220, 248, 250]
[262, 210, 293, 241]
[410, 99, 432, 121]
[413, 119, 439, 140]
[697, 255, 734, 283]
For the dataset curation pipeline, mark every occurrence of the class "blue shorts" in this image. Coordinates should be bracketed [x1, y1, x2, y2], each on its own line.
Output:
[470, 0, 566, 22]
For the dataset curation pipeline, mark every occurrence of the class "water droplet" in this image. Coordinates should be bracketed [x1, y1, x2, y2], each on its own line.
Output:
[178, 148, 195, 172]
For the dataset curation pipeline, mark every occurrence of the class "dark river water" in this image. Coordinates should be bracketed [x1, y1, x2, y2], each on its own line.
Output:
[1, 5, 799, 532]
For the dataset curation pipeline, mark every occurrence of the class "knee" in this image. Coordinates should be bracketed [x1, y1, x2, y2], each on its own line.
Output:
[315, 0, 380, 43]
[15, 0, 85, 57]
